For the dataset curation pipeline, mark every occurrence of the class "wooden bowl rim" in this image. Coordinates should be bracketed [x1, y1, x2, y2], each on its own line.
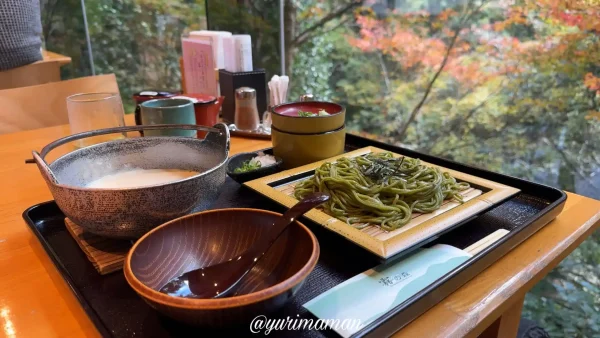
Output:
[124, 208, 320, 310]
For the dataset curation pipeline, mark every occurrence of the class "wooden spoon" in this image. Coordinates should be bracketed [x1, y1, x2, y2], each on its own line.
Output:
[159, 192, 330, 299]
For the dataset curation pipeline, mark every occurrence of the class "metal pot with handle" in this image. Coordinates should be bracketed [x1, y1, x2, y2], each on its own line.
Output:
[29, 124, 230, 238]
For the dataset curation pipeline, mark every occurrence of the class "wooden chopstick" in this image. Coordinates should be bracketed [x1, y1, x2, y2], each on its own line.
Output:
[464, 229, 510, 256]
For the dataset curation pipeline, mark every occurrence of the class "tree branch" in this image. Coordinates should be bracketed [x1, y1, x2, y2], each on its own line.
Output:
[394, 26, 461, 139]
[424, 98, 487, 154]
[292, 0, 361, 47]
[321, 16, 352, 36]
[42, 0, 59, 43]
[450, 83, 504, 134]
[426, 81, 502, 153]
[394, 0, 489, 140]
[377, 52, 391, 94]
[293, 16, 353, 53]
[430, 115, 513, 156]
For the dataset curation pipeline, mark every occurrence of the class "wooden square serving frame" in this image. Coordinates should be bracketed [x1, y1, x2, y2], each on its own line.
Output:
[244, 147, 520, 259]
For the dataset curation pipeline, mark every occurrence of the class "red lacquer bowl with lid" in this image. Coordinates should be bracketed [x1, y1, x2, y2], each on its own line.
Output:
[271, 101, 345, 134]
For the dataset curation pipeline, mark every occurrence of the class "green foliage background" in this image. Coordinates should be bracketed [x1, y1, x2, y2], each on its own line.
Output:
[42, 0, 206, 112]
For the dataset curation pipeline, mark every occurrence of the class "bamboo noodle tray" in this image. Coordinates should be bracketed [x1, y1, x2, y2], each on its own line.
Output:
[245, 146, 520, 258]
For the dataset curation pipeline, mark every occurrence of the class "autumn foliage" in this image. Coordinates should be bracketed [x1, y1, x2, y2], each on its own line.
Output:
[350, 1, 600, 99]
[323, 0, 599, 199]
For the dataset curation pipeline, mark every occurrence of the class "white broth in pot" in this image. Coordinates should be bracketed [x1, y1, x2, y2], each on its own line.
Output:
[86, 169, 199, 189]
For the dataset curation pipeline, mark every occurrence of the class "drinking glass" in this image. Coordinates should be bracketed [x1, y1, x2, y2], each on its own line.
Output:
[66, 93, 126, 148]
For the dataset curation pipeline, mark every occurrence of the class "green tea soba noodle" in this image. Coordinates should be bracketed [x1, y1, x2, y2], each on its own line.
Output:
[293, 152, 470, 231]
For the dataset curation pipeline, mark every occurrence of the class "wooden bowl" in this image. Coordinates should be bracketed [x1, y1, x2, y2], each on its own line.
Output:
[271, 101, 345, 134]
[272, 125, 346, 169]
[123, 208, 320, 326]
[226, 152, 283, 184]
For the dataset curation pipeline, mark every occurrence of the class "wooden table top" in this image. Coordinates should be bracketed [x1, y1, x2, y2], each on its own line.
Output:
[0, 122, 599, 338]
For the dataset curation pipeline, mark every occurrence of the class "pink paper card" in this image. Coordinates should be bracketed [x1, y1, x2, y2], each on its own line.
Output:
[181, 38, 218, 96]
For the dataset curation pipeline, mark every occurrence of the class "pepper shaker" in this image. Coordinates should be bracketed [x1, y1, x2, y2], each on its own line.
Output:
[234, 87, 260, 131]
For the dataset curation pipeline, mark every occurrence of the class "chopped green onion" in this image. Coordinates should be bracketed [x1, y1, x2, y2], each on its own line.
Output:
[298, 111, 316, 117]
[297, 109, 330, 117]
[234, 159, 261, 173]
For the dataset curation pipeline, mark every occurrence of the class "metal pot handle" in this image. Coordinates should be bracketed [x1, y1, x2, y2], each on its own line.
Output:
[28, 123, 230, 185]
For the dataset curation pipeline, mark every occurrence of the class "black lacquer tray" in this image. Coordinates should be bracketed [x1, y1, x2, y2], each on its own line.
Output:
[23, 134, 566, 338]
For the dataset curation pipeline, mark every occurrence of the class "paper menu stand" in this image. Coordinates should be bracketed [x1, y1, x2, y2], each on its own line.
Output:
[304, 229, 509, 337]
[221, 35, 253, 73]
[222, 36, 236, 72]
[189, 30, 231, 70]
[181, 37, 218, 97]
[233, 35, 253, 72]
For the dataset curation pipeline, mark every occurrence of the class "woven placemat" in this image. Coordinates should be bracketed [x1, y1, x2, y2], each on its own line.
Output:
[64, 218, 132, 275]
